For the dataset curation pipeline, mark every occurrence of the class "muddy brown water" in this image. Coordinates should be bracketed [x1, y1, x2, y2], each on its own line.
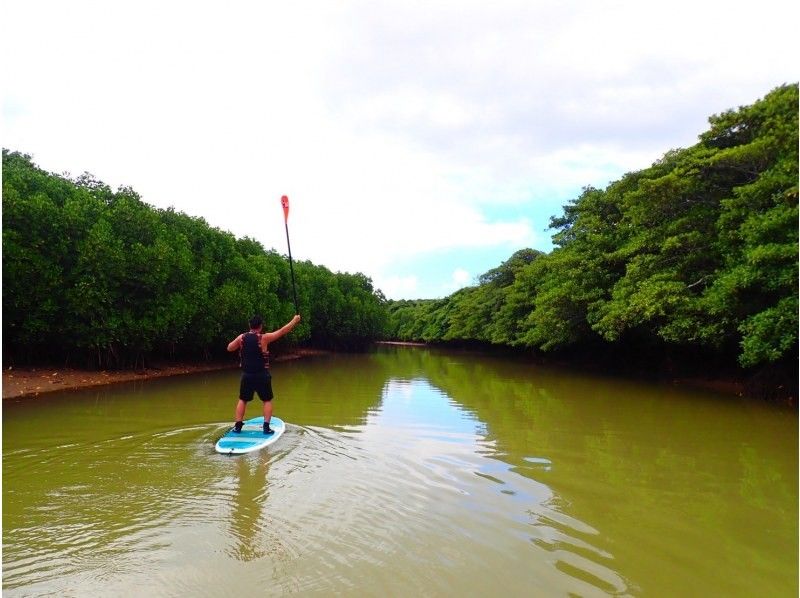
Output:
[3, 346, 797, 596]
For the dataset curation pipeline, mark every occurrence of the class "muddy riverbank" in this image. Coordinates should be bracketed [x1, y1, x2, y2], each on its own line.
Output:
[2, 349, 329, 399]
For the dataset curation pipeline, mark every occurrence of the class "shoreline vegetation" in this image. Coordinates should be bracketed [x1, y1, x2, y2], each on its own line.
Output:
[3, 85, 797, 405]
[377, 340, 750, 397]
[3, 343, 775, 405]
[384, 85, 798, 404]
[2, 349, 329, 400]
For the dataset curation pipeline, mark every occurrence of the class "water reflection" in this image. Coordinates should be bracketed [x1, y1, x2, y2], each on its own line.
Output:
[227, 453, 271, 562]
[364, 374, 632, 596]
[2, 348, 796, 596]
[371, 346, 797, 596]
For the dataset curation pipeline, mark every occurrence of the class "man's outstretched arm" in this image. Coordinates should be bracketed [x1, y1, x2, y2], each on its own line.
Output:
[262, 315, 301, 343]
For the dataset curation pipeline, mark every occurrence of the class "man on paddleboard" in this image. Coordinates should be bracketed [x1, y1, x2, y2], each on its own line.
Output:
[227, 314, 301, 434]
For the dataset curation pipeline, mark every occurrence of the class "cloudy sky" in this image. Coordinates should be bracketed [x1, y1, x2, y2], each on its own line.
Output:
[3, 1, 797, 299]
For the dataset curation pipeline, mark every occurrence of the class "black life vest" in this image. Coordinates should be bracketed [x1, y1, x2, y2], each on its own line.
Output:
[240, 332, 270, 374]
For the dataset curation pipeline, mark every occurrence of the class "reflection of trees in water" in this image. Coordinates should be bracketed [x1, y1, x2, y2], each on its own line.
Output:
[377, 346, 795, 498]
[376, 345, 797, 596]
[374, 350, 631, 596]
[280, 353, 391, 426]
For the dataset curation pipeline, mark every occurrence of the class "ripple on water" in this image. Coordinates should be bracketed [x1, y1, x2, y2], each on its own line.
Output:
[3, 419, 633, 596]
[202, 421, 632, 596]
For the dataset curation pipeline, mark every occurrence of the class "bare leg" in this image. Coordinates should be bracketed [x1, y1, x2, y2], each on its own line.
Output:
[262, 400, 273, 424]
[235, 399, 247, 422]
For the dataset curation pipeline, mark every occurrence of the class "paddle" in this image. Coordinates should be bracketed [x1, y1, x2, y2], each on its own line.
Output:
[281, 195, 299, 314]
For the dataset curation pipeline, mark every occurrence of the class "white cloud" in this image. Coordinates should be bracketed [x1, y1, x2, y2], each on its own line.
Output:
[3, 0, 797, 300]
[451, 268, 472, 287]
[376, 275, 419, 300]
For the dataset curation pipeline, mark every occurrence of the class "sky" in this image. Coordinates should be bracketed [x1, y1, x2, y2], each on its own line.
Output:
[3, 0, 797, 300]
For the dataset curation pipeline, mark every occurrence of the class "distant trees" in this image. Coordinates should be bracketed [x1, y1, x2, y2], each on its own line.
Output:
[2, 150, 387, 367]
[385, 84, 799, 370]
[5, 83, 796, 376]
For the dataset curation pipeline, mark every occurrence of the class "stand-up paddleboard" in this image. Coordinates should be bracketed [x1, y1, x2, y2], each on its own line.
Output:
[215, 416, 285, 455]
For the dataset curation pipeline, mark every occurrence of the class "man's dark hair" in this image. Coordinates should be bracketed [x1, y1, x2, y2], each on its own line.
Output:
[249, 315, 263, 329]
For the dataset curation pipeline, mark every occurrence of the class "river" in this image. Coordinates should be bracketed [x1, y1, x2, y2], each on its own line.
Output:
[3, 345, 797, 596]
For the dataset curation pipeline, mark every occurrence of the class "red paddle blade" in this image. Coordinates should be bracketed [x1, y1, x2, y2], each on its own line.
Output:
[281, 195, 289, 220]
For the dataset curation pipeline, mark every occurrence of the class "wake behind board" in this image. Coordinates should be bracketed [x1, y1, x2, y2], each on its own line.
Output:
[215, 416, 285, 455]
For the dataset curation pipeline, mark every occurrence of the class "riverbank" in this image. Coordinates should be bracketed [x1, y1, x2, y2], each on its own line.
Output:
[4, 344, 793, 406]
[2, 349, 329, 399]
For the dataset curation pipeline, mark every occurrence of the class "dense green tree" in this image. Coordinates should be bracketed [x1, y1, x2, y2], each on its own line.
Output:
[4, 83, 796, 380]
[384, 84, 798, 374]
[701, 84, 799, 366]
[588, 84, 798, 365]
[3, 153, 75, 360]
[2, 150, 387, 366]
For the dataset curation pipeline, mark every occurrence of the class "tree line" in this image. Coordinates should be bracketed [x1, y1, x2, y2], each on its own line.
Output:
[385, 84, 798, 376]
[2, 150, 387, 368]
[4, 84, 796, 381]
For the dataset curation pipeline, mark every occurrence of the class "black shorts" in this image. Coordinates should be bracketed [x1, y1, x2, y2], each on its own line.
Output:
[239, 371, 273, 402]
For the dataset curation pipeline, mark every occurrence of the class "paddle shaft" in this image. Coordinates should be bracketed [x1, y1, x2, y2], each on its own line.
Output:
[283, 212, 299, 314]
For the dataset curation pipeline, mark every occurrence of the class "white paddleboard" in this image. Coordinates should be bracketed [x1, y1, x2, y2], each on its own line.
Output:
[215, 416, 285, 455]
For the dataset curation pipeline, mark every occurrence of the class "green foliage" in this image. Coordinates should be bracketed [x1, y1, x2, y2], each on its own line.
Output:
[5, 84, 796, 372]
[2, 150, 387, 366]
[383, 84, 799, 369]
[297, 263, 387, 349]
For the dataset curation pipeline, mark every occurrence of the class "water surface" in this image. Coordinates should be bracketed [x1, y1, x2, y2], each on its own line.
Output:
[3, 346, 797, 596]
